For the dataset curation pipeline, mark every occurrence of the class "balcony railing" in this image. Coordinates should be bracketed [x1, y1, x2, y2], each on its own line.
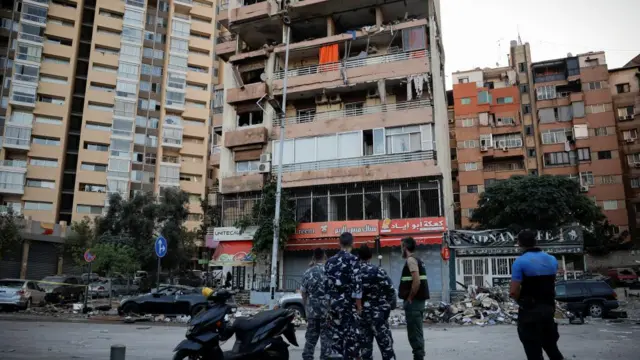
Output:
[18, 32, 43, 43]
[274, 99, 432, 127]
[21, 13, 47, 25]
[483, 162, 525, 172]
[272, 50, 429, 80]
[0, 160, 28, 168]
[273, 151, 435, 173]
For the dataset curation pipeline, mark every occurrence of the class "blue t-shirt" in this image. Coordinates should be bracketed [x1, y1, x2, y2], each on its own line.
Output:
[512, 249, 558, 305]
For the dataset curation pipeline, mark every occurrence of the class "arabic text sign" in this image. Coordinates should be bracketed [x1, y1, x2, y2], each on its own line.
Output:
[380, 217, 446, 234]
[292, 220, 379, 239]
[447, 226, 583, 248]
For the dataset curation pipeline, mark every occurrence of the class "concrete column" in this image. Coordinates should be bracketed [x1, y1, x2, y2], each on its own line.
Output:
[326, 16, 335, 36]
[19, 240, 30, 280]
[375, 7, 383, 26]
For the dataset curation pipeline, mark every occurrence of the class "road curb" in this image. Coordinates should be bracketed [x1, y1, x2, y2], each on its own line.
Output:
[0, 314, 187, 327]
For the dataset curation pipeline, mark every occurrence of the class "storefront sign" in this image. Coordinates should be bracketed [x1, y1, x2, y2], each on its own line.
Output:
[447, 226, 583, 248]
[455, 246, 583, 256]
[380, 217, 446, 234]
[210, 240, 255, 266]
[212, 226, 258, 241]
[292, 220, 379, 239]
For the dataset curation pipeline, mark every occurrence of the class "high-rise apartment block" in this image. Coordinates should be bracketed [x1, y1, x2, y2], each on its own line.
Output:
[214, 0, 452, 296]
[452, 41, 629, 233]
[0, 0, 218, 230]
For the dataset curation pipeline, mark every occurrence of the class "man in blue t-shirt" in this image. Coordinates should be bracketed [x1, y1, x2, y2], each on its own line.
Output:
[510, 229, 565, 360]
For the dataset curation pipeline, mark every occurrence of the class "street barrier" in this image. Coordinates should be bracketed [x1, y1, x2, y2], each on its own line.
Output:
[110, 344, 126, 360]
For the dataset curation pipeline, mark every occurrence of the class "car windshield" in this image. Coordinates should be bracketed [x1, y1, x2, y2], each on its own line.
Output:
[0, 280, 24, 288]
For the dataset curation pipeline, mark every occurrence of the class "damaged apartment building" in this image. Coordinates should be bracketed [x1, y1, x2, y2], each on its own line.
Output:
[211, 0, 453, 298]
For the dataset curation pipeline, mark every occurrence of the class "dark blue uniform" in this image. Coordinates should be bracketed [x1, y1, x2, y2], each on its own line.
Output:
[512, 248, 564, 360]
[360, 262, 396, 360]
[324, 250, 362, 360]
[300, 263, 330, 360]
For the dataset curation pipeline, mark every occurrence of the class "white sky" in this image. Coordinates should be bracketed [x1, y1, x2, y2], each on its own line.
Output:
[440, 0, 640, 89]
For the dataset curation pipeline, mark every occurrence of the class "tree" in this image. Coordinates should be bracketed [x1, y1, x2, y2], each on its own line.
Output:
[91, 243, 139, 277]
[199, 186, 221, 240]
[470, 175, 625, 252]
[157, 187, 190, 270]
[236, 179, 297, 254]
[61, 217, 97, 267]
[0, 208, 24, 259]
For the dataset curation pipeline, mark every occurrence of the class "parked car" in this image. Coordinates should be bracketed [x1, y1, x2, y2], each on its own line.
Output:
[39, 275, 85, 303]
[607, 267, 639, 285]
[555, 280, 619, 318]
[275, 292, 306, 319]
[81, 273, 100, 284]
[89, 278, 139, 298]
[0, 279, 47, 310]
[118, 285, 209, 316]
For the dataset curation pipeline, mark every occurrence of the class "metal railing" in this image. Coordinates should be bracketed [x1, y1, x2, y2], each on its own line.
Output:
[273, 151, 435, 173]
[272, 50, 429, 80]
[274, 99, 432, 127]
[483, 162, 525, 172]
[0, 160, 28, 168]
[18, 32, 43, 43]
[22, 13, 47, 25]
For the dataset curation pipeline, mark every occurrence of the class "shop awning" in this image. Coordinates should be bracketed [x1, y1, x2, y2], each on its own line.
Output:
[380, 234, 443, 247]
[209, 240, 255, 266]
[286, 236, 376, 251]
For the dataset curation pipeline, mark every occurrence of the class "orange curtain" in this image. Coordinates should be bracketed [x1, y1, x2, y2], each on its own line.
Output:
[319, 44, 339, 72]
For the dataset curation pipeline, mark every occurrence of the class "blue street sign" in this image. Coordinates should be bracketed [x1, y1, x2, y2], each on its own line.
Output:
[155, 236, 167, 258]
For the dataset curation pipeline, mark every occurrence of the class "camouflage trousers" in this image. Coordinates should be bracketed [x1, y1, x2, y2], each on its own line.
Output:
[302, 318, 330, 360]
[360, 317, 395, 360]
[327, 312, 361, 360]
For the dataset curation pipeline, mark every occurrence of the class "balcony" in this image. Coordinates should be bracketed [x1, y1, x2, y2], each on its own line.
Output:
[0, 160, 28, 195]
[215, 34, 237, 61]
[228, 0, 270, 26]
[220, 172, 264, 194]
[0, 204, 22, 215]
[272, 50, 430, 95]
[3, 125, 32, 151]
[275, 151, 439, 188]
[224, 126, 268, 149]
[226, 82, 267, 104]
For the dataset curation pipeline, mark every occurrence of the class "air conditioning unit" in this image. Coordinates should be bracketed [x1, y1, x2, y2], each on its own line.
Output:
[626, 138, 636, 143]
[480, 146, 488, 152]
[329, 94, 341, 103]
[620, 115, 633, 121]
[315, 94, 328, 104]
[366, 88, 380, 98]
[258, 162, 271, 173]
[260, 153, 271, 163]
[580, 185, 589, 193]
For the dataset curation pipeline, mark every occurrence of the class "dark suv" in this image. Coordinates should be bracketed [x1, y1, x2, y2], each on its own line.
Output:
[555, 280, 619, 318]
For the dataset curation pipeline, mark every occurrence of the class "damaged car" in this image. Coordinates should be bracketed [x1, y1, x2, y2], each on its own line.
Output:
[118, 285, 209, 316]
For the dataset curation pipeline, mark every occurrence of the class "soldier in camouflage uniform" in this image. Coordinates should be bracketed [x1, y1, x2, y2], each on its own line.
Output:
[358, 245, 396, 360]
[324, 232, 363, 360]
[301, 248, 330, 360]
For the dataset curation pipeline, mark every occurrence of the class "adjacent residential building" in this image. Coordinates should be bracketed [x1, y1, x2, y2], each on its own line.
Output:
[609, 63, 640, 235]
[452, 41, 628, 234]
[0, 0, 218, 231]
[213, 0, 452, 298]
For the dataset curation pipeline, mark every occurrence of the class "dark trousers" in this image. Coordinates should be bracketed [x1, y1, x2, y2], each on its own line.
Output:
[303, 318, 330, 360]
[517, 304, 564, 360]
[360, 317, 395, 360]
[328, 312, 360, 360]
[404, 300, 425, 360]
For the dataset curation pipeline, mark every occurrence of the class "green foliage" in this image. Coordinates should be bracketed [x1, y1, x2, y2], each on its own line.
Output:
[157, 188, 191, 270]
[62, 217, 97, 267]
[236, 179, 297, 254]
[199, 187, 221, 239]
[0, 207, 24, 258]
[91, 243, 139, 276]
[470, 175, 624, 252]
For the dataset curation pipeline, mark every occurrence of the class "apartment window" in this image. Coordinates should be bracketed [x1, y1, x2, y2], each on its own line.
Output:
[236, 160, 260, 173]
[84, 142, 108, 152]
[597, 150, 612, 160]
[594, 127, 609, 136]
[25, 179, 55, 189]
[536, 85, 556, 100]
[464, 208, 475, 219]
[80, 183, 106, 193]
[120, 44, 141, 63]
[576, 148, 590, 161]
[29, 158, 58, 167]
[623, 129, 638, 141]
[10, 111, 34, 125]
[38, 95, 65, 105]
[165, 91, 185, 107]
[85, 122, 111, 132]
[32, 137, 60, 146]
[17, 44, 42, 62]
[478, 91, 491, 104]
[544, 151, 576, 166]
[170, 38, 189, 54]
[168, 55, 188, 71]
[628, 153, 640, 165]
[77, 205, 104, 214]
[122, 26, 143, 43]
[464, 162, 478, 171]
[600, 176, 616, 185]
[145, 153, 157, 165]
[523, 104, 531, 114]
[172, 20, 190, 37]
[237, 111, 263, 127]
[617, 106, 635, 120]
[138, 99, 158, 111]
[631, 178, 640, 189]
[118, 63, 140, 80]
[35, 116, 62, 125]
[461, 98, 471, 105]
[466, 185, 478, 193]
[495, 117, 515, 126]
[460, 140, 478, 149]
[518, 63, 526, 73]
[496, 97, 513, 104]
[527, 148, 536, 157]
[461, 118, 475, 127]
[80, 163, 107, 172]
[587, 104, 606, 114]
[580, 171, 595, 186]
[586, 81, 603, 90]
[602, 200, 618, 210]
[24, 202, 53, 211]
[494, 133, 523, 148]
[541, 128, 572, 144]
[115, 101, 135, 117]
[386, 126, 424, 154]
[520, 84, 529, 93]
[616, 83, 630, 94]
[524, 125, 533, 136]
[141, 64, 163, 76]
[116, 81, 137, 98]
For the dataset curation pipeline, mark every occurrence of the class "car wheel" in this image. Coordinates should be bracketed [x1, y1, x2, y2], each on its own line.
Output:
[121, 302, 140, 315]
[588, 302, 604, 318]
[22, 298, 32, 311]
[191, 304, 207, 317]
[285, 304, 305, 320]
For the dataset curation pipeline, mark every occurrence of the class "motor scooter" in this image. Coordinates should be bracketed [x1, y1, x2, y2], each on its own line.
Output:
[173, 288, 298, 360]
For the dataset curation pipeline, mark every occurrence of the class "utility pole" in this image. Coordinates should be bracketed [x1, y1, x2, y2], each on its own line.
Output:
[270, 21, 292, 309]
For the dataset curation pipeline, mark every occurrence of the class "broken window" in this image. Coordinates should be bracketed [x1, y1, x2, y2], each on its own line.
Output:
[237, 110, 263, 127]
[402, 26, 426, 52]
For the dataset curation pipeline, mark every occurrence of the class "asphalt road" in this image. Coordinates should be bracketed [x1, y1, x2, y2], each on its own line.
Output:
[0, 320, 638, 359]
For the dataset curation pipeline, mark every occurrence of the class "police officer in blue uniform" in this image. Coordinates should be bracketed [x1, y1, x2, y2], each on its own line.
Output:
[301, 248, 330, 360]
[324, 232, 363, 360]
[358, 245, 396, 360]
[510, 229, 565, 360]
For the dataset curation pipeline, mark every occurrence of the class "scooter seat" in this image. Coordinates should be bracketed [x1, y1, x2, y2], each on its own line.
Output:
[233, 309, 289, 332]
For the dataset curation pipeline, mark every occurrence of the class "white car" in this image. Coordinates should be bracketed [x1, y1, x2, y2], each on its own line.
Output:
[0, 279, 46, 310]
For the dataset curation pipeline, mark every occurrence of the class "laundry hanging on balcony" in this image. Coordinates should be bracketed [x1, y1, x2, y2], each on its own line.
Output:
[406, 73, 429, 100]
[319, 44, 339, 72]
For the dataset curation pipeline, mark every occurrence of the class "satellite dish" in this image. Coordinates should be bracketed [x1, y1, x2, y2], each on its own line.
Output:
[260, 73, 267, 81]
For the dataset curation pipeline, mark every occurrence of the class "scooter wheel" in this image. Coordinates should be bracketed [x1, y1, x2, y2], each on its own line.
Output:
[265, 338, 289, 360]
[173, 349, 204, 360]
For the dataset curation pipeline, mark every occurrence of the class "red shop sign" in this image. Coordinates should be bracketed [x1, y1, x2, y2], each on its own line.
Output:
[380, 217, 446, 235]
